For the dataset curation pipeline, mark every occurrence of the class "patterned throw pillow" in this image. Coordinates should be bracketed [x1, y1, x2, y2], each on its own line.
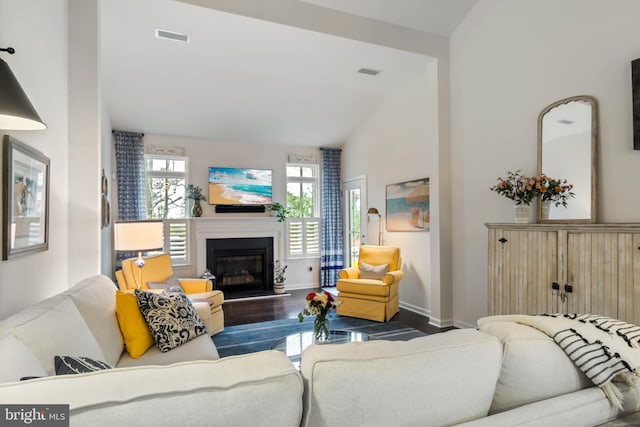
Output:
[359, 262, 390, 280]
[54, 356, 112, 375]
[134, 289, 207, 352]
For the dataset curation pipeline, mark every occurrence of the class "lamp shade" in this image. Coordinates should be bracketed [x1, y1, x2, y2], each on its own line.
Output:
[0, 57, 46, 130]
[114, 220, 164, 252]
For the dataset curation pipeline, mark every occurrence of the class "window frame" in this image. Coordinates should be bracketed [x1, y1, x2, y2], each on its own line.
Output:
[286, 162, 320, 260]
[144, 154, 189, 220]
[144, 154, 191, 266]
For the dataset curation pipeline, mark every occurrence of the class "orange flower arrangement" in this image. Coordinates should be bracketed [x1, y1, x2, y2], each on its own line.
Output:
[490, 170, 574, 208]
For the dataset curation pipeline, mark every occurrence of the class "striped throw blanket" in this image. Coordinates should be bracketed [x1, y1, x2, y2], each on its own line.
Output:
[483, 314, 640, 409]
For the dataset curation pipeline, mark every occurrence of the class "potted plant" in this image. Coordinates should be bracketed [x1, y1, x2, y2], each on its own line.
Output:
[490, 170, 539, 223]
[274, 261, 287, 294]
[538, 174, 574, 220]
[269, 202, 289, 222]
[186, 184, 205, 217]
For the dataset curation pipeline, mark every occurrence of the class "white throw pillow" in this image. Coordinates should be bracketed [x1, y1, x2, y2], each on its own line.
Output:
[359, 262, 389, 280]
[7, 298, 107, 375]
[0, 334, 48, 382]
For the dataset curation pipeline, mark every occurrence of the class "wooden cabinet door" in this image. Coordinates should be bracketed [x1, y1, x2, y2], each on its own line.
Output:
[617, 234, 640, 325]
[565, 232, 620, 318]
[488, 228, 558, 315]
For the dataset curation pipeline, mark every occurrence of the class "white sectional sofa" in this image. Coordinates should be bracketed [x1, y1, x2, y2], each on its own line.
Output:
[1, 274, 639, 426]
[0, 275, 303, 426]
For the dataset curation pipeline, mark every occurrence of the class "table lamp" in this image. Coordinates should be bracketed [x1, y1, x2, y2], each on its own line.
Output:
[114, 220, 164, 288]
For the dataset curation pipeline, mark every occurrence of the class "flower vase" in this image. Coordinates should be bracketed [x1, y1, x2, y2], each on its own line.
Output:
[513, 204, 531, 224]
[313, 315, 330, 344]
[192, 199, 203, 218]
[541, 200, 551, 221]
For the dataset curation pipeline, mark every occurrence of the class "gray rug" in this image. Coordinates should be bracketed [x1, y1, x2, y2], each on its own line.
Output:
[212, 316, 427, 357]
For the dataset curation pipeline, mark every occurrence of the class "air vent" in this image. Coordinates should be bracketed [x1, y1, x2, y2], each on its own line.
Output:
[357, 68, 381, 76]
[155, 29, 189, 43]
[557, 119, 574, 125]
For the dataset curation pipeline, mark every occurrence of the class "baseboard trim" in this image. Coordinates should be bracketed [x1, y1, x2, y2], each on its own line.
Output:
[453, 319, 477, 329]
[399, 301, 430, 318]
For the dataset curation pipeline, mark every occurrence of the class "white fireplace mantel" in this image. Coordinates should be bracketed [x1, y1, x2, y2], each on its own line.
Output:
[193, 217, 285, 276]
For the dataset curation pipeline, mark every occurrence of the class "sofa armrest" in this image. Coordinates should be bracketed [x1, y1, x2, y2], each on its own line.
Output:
[178, 278, 212, 293]
[338, 267, 360, 279]
[382, 270, 404, 285]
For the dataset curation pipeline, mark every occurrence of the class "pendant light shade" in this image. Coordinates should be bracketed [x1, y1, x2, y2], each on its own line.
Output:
[0, 55, 46, 130]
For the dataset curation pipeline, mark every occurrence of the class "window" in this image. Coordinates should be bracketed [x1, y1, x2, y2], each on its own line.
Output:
[145, 155, 187, 219]
[144, 155, 190, 264]
[286, 164, 320, 259]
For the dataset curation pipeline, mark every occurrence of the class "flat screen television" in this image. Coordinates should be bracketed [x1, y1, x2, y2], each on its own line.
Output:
[208, 167, 273, 205]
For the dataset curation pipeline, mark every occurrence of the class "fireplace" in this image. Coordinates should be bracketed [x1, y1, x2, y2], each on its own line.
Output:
[206, 237, 274, 292]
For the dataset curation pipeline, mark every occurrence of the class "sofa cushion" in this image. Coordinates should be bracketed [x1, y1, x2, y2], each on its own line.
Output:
[336, 280, 391, 296]
[62, 275, 124, 366]
[0, 334, 48, 382]
[54, 356, 112, 375]
[300, 329, 502, 427]
[135, 289, 207, 352]
[359, 262, 389, 280]
[0, 297, 107, 376]
[116, 333, 219, 367]
[479, 321, 592, 413]
[115, 291, 155, 358]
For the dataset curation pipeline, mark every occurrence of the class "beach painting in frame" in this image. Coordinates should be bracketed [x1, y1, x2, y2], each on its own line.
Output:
[385, 178, 430, 232]
[208, 167, 273, 205]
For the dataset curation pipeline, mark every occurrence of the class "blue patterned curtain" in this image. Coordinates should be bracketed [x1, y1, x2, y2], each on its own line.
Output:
[113, 131, 146, 261]
[320, 148, 344, 287]
[114, 130, 146, 220]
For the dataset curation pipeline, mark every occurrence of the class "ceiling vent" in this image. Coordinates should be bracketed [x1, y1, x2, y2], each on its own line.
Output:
[155, 29, 189, 43]
[557, 119, 574, 125]
[357, 67, 381, 76]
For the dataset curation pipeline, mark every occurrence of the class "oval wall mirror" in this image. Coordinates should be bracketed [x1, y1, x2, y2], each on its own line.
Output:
[537, 95, 597, 223]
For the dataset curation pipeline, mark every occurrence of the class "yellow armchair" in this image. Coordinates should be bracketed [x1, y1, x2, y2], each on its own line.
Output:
[336, 245, 404, 322]
[115, 253, 225, 335]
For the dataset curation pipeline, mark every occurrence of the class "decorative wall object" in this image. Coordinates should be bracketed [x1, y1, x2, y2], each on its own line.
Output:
[385, 178, 430, 232]
[101, 168, 110, 229]
[2, 135, 50, 259]
[145, 144, 185, 156]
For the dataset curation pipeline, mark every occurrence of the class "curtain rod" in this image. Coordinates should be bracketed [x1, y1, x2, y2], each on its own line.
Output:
[319, 147, 342, 151]
[112, 130, 145, 136]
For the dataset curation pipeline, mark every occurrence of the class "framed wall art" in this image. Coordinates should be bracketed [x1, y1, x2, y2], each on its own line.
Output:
[2, 135, 50, 260]
[385, 177, 430, 232]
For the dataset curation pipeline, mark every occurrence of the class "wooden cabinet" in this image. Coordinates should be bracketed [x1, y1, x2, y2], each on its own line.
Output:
[487, 224, 640, 325]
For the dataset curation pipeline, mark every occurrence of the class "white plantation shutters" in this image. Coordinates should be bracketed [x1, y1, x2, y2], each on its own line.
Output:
[286, 163, 320, 260]
[287, 218, 320, 259]
[166, 220, 188, 263]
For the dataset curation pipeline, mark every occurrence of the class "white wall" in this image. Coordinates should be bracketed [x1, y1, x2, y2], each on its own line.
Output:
[342, 69, 440, 320]
[450, 0, 640, 327]
[0, 0, 69, 318]
[143, 133, 320, 288]
[68, 0, 102, 284]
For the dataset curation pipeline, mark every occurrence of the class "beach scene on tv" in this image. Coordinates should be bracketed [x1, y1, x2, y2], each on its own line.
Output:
[208, 167, 273, 205]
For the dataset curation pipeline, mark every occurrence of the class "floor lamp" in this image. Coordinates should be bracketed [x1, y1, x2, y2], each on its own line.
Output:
[367, 208, 382, 246]
[114, 220, 164, 288]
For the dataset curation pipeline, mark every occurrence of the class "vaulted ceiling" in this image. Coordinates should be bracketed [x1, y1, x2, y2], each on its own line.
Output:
[101, 0, 477, 147]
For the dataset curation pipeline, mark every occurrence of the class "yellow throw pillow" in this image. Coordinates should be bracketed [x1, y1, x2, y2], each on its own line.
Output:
[115, 290, 155, 358]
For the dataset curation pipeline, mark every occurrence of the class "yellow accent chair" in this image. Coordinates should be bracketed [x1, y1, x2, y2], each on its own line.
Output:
[115, 253, 224, 335]
[336, 245, 404, 322]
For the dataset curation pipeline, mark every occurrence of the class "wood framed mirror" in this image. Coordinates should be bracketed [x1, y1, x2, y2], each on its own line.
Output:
[537, 95, 597, 223]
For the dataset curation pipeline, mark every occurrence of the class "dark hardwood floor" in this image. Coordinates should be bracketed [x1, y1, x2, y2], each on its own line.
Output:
[223, 287, 454, 335]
